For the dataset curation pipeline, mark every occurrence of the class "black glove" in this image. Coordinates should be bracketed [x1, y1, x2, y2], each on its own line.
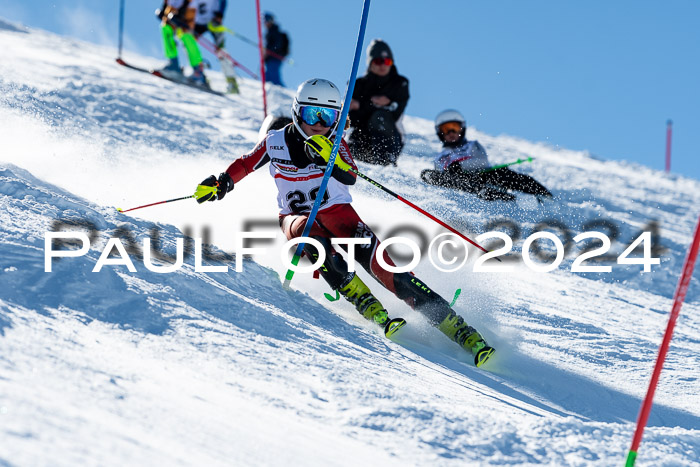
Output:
[196, 172, 234, 203]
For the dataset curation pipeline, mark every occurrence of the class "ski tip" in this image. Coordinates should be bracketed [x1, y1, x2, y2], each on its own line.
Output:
[474, 346, 496, 368]
[384, 318, 407, 339]
[116, 208, 124, 213]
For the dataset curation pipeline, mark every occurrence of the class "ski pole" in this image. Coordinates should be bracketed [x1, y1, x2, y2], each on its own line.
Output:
[481, 157, 534, 173]
[117, 195, 196, 213]
[282, 0, 371, 289]
[209, 24, 253, 44]
[197, 37, 260, 79]
[209, 24, 294, 64]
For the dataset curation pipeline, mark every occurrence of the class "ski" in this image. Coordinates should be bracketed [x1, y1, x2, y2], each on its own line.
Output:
[115, 58, 226, 97]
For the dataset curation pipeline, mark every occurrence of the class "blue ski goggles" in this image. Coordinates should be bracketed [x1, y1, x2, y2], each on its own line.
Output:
[299, 106, 339, 127]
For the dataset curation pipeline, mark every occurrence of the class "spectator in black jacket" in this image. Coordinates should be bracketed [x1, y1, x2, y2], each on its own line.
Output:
[348, 39, 409, 165]
[263, 12, 286, 86]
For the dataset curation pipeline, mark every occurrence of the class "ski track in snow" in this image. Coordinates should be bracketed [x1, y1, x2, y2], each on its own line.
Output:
[1, 20, 699, 466]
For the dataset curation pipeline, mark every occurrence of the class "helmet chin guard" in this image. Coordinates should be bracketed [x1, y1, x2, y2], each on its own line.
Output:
[292, 78, 343, 140]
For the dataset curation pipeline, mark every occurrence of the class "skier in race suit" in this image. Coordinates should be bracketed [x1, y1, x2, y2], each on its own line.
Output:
[196, 79, 494, 366]
[422, 109, 552, 201]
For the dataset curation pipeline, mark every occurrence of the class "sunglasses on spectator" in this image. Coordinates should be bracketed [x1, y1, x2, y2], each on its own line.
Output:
[438, 121, 463, 134]
[299, 106, 339, 127]
[371, 57, 393, 67]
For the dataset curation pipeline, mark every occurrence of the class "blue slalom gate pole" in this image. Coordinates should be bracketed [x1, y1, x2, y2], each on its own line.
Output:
[282, 0, 372, 288]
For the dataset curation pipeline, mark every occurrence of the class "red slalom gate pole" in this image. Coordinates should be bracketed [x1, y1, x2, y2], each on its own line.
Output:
[625, 213, 700, 466]
[665, 119, 673, 173]
[254, 0, 267, 118]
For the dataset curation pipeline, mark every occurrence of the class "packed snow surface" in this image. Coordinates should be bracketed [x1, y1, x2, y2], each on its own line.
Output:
[1, 19, 699, 466]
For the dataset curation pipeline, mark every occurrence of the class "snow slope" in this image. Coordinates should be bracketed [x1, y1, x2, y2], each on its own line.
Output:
[1, 20, 699, 466]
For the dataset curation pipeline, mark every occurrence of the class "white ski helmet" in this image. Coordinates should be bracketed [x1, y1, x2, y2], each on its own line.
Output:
[434, 109, 466, 143]
[291, 78, 343, 139]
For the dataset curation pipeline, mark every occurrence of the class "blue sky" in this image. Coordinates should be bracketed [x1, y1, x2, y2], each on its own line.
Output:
[3, 0, 699, 180]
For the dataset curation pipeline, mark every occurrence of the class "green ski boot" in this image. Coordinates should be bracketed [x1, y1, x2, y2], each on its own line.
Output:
[339, 274, 406, 338]
[438, 310, 495, 367]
